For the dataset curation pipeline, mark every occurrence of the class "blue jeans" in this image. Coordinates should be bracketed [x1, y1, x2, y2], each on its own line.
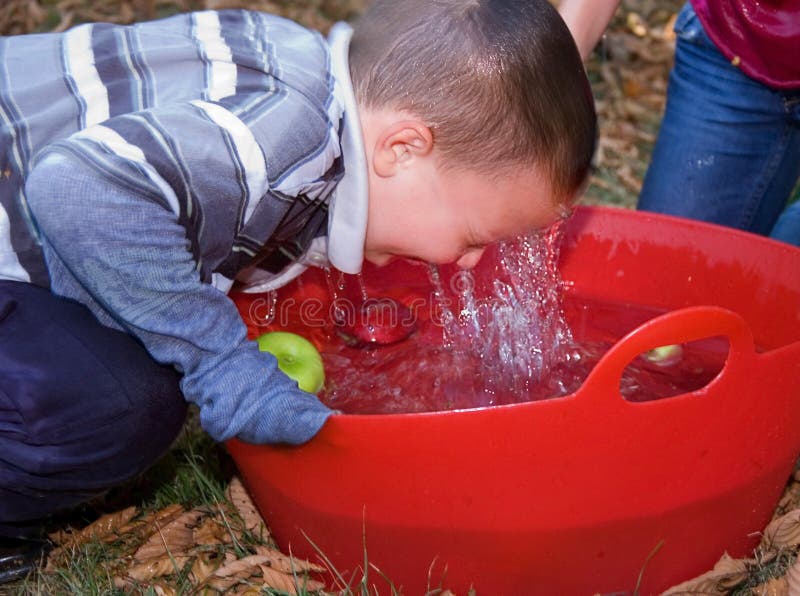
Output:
[637, 3, 800, 247]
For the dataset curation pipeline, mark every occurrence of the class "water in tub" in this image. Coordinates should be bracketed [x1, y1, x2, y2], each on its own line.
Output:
[308, 221, 728, 414]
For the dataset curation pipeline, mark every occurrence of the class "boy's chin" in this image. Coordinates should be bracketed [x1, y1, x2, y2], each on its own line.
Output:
[363, 252, 395, 267]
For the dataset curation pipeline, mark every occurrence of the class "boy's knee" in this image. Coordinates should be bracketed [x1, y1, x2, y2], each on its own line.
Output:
[0, 281, 187, 522]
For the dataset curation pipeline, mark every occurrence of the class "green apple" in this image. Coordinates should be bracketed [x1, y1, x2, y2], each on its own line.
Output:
[642, 344, 683, 367]
[256, 331, 325, 394]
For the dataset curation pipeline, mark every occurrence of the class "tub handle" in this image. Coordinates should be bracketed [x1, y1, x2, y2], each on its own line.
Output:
[578, 305, 755, 404]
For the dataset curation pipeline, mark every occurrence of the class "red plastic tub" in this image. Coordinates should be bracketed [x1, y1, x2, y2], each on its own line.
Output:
[227, 205, 800, 594]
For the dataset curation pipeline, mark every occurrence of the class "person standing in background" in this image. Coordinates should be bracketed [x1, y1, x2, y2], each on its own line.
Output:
[559, 0, 800, 247]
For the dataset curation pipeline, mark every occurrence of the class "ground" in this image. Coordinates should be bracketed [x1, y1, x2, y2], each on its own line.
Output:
[2, 0, 800, 594]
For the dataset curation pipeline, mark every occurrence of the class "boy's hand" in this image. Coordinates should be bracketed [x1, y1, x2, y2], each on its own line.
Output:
[231, 384, 334, 446]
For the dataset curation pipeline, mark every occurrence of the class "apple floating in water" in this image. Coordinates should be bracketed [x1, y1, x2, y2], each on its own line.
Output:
[256, 331, 325, 394]
[642, 344, 684, 367]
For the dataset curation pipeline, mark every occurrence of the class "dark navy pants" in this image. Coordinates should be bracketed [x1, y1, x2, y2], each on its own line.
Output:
[0, 281, 186, 536]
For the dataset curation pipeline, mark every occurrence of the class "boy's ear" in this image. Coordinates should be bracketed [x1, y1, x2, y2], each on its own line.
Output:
[372, 120, 434, 177]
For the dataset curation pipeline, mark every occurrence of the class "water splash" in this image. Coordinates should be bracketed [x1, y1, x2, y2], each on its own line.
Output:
[322, 218, 580, 411]
[427, 219, 574, 399]
[427, 262, 459, 348]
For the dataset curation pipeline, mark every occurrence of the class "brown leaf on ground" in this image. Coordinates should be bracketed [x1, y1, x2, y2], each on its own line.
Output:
[659, 12, 678, 40]
[786, 554, 800, 593]
[621, 76, 644, 99]
[114, 503, 185, 544]
[774, 481, 800, 518]
[49, 506, 138, 547]
[257, 564, 309, 595]
[661, 552, 750, 595]
[228, 586, 263, 596]
[189, 552, 223, 584]
[252, 544, 326, 573]
[193, 514, 233, 546]
[625, 11, 648, 37]
[227, 476, 268, 536]
[207, 574, 248, 592]
[0, 0, 47, 35]
[133, 509, 204, 560]
[205, 552, 326, 593]
[763, 509, 800, 549]
[752, 576, 791, 596]
[212, 554, 275, 578]
[118, 554, 192, 584]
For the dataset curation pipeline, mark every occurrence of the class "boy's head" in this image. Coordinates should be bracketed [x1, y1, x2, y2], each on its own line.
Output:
[348, 0, 597, 269]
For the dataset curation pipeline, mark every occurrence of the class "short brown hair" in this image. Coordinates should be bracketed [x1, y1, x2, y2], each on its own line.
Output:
[349, 0, 597, 202]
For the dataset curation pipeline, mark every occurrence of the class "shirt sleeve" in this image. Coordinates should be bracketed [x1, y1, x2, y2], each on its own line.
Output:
[23, 107, 334, 445]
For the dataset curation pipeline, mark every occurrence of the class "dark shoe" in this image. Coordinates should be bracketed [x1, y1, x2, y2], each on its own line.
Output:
[0, 537, 50, 584]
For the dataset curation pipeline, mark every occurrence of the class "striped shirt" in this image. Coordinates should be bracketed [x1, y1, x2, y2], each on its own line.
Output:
[0, 11, 364, 444]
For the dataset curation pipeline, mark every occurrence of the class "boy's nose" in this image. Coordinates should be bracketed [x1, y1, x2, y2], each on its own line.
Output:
[456, 247, 485, 269]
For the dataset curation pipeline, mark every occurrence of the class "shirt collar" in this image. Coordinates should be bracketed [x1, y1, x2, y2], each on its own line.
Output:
[232, 23, 367, 294]
[326, 21, 368, 275]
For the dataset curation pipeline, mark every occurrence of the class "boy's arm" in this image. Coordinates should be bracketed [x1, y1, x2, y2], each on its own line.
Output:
[558, 0, 621, 61]
[23, 107, 335, 445]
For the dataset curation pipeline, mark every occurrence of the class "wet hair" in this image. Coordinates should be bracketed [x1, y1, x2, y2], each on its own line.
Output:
[349, 0, 597, 203]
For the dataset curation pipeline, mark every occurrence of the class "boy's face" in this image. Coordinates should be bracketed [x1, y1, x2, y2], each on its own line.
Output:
[364, 164, 563, 269]
[360, 111, 566, 270]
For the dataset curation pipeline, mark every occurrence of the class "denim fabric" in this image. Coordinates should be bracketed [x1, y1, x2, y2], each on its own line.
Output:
[637, 3, 800, 247]
[0, 281, 187, 523]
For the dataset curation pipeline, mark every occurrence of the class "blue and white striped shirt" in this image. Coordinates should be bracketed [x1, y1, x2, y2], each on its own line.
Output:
[0, 10, 366, 444]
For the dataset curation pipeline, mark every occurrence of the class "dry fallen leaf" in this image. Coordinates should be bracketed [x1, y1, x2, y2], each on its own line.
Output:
[626, 11, 648, 37]
[260, 565, 325, 594]
[774, 482, 800, 518]
[229, 586, 263, 596]
[661, 552, 750, 595]
[752, 576, 790, 596]
[122, 555, 192, 583]
[213, 554, 275, 579]
[786, 554, 800, 594]
[207, 573, 247, 592]
[193, 514, 233, 546]
[115, 503, 185, 544]
[622, 76, 644, 98]
[50, 506, 138, 547]
[190, 552, 223, 584]
[258, 564, 302, 595]
[152, 583, 178, 596]
[763, 509, 800, 549]
[660, 12, 678, 41]
[133, 509, 204, 560]
[252, 544, 326, 573]
[227, 476, 268, 536]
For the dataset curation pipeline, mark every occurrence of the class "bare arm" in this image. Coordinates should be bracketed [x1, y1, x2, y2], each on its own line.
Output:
[558, 0, 622, 61]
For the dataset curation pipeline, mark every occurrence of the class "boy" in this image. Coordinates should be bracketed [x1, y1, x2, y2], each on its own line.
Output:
[0, 0, 596, 573]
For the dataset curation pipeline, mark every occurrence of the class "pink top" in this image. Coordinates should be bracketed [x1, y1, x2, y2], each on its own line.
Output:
[690, 0, 800, 90]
